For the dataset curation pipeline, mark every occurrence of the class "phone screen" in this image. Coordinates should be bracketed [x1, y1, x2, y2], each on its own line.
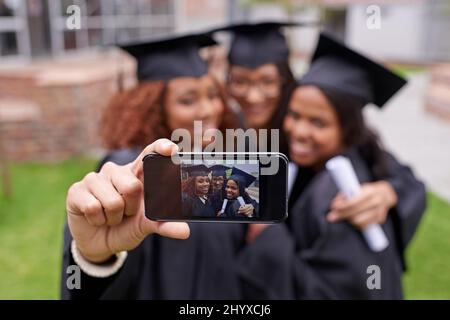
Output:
[143, 153, 288, 223]
[181, 160, 260, 219]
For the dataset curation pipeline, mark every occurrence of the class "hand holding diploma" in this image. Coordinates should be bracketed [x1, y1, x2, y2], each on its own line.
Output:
[237, 196, 246, 207]
[237, 196, 254, 217]
[326, 156, 389, 252]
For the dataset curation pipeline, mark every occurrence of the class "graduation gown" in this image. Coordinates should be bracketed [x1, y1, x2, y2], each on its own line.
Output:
[210, 190, 226, 213]
[379, 153, 426, 264]
[254, 148, 425, 299]
[61, 149, 267, 299]
[61, 148, 425, 299]
[182, 194, 216, 217]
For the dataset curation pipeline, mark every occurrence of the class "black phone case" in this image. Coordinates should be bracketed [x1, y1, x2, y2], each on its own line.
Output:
[143, 152, 288, 223]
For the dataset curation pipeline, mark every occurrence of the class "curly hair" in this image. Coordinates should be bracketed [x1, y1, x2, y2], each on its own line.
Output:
[101, 77, 240, 150]
[101, 81, 169, 150]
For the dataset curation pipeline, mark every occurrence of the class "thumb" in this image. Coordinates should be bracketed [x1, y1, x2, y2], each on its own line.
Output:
[156, 222, 191, 240]
[140, 217, 190, 240]
[130, 139, 179, 180]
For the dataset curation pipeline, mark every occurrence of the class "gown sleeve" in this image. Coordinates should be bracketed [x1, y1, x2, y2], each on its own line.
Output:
[380, 152, 427, 253]
[60, 225, 122, 299]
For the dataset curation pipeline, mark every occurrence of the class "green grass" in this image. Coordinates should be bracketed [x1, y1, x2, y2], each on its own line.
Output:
[0, 160, 449, 299]
[0, 158, 97, 300]
[403, 193, 450, 299]
[391, 64, 426, 78]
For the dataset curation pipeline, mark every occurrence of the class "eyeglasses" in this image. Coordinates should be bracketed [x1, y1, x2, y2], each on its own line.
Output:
[228, 76, 283, 98]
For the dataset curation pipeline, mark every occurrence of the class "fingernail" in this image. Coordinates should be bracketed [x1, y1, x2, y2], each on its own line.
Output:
[169, 145, 178, 156]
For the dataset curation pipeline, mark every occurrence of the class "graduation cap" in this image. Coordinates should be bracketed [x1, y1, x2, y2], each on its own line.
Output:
[119, 32, 217, 81]
[300, 32, 407, 108]
[184, 164, 210, 178]
[210, 165, 230, 177]
[212, 21, 306, 69]
[228, 167, 256, 189]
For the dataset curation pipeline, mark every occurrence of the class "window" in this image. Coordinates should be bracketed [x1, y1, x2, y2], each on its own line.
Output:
[0, 0, 176, 58]
[0, 0, 31, 58]
[48, 0, 176, 55]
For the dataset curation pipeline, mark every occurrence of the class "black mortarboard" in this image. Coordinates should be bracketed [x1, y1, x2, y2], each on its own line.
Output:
[119, 33, 217, 81]
[228, 167, 256, 188]
[210, 165, 230, 177]
[212, 21, 303, 69]
[300, 32, 407, 108]
[184, 164, 210, 178]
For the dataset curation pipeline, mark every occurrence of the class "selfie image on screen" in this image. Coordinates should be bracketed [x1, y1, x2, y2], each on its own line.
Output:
[180, 162, 259, 218]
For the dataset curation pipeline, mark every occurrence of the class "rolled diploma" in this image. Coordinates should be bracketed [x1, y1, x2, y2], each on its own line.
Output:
[326, 156, 389, 252]
[237, 196, 252, 217]
[220, 199, 228, 214]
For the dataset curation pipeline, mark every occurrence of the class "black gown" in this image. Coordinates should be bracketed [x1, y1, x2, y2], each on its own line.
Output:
[182, 194, 216, 218]
[277, 148, 426, 299]
[61, 147, 425, 299]
[210, 190, 226, 213]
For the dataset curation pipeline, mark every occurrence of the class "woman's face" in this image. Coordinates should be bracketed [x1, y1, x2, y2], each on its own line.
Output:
[225, 180, 239, 199]
[283, 86, 343, 169]
[228, 63, 282, 129]
[195, 176, 210, 196]
[212, 175, 224, 191]
[165, 75, 224, 146]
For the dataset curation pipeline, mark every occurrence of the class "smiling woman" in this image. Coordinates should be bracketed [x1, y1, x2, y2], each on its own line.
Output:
[212, 21, 298, 153]
[181, 165, 215, 217]
[282, 32, 426, 299]
[100, 75, 236, 151]
[165, 76, 225, 141]
[61, 32, 256, 300]
[100, 32, 239, 152]
[228, 63, 283, 129]
[284, 85, 344, 170]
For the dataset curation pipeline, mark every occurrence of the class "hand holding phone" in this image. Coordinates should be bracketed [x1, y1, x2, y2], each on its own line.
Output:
[66, 139, 190, 263]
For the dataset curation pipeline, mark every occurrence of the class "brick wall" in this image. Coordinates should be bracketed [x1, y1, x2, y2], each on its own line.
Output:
[426, 64, 450, 122]
[0, 51, 136, 162]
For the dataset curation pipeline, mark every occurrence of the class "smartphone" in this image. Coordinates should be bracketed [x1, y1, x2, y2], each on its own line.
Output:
[143, 152, 288, 223]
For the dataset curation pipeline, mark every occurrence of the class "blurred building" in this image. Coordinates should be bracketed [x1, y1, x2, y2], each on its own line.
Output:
[0, 0, 449, 162]
[0, 0, 228, 161]
[0, 0, 231, 60]
[229, 0, 450, 62]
